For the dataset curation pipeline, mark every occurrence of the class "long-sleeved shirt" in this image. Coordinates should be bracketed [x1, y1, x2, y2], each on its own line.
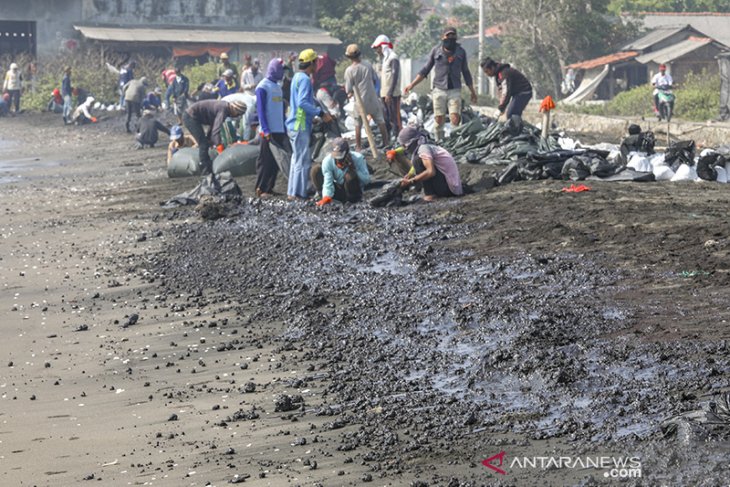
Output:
[123, 79, 146, 103]
[186, 100, 231, 146]
[494, 63, 532, 112]
[71, 100, 93, 122]
[119, 66, 133, 87]
[3, 69, 21, 91]
[381, 52, 401, 97]
[286, 71, 322, 133]
[61, 74, 72, 96]
[136, 116, 170, 145]
[418, 44, 473, 91]
[256, 78, 285, 135]
[320, 151, 371, 198]
[344, 61, 382, 116]
[214, 78, 238, 98]
[241, 68, 263, 96]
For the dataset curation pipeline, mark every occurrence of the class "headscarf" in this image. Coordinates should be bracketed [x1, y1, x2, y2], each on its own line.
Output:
[397, 125, 428, 164]
[266, 58, 285, 83]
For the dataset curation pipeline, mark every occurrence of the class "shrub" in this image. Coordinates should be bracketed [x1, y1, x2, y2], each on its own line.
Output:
[561, 70, 721, 122]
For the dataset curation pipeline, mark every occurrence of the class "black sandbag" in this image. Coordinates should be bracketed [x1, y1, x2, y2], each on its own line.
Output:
[619, 131, 655, 165]
[269, 138, 292, 180]
[369, 179, 404, 207]
[562, 157, 591, 181]
[213, 143, 259, 176]
[168, 148, 218, 178]
[696, 152, 726, 181]
[665, 140, 696, 172]
[587, 168, 655, 182]
[162, 174, 243, 208]
[497, 162, 520, 185]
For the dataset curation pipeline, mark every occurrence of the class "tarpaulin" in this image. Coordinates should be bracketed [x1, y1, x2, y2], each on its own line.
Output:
[173, 45, 233, 58]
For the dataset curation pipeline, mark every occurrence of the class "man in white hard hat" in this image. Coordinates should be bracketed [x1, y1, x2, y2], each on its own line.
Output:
[2, 63, 22, 113]
[372, 34, 402, 138]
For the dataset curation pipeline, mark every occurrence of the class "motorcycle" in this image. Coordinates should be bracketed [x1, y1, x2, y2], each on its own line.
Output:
[656, 85, 675, 122]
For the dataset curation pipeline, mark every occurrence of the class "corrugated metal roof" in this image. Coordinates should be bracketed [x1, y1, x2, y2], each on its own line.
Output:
[635, 37, 712, 64]
[566, 51, 638, 70]
[637, 13, 730, 49]
[622, 25, 690, 51]
[74, 25, 341, 46]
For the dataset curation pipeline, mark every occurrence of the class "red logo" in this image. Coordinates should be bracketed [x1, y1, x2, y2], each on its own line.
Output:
[482, 451, 507, 475]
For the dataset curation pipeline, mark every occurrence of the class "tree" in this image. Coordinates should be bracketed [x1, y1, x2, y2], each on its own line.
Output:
[451, 5, 479, 36]
[398, 14, 446, 59]
[489, 0, 637, 97]
[317, 0, 420, 59]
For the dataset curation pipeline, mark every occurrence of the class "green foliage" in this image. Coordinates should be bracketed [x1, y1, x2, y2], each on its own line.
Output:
[451, 5, 479, 36]
[563, 72, 720, 121]
[398, 14, 446, 59]
[608, 0, 730, 13]
[186, 61, 219, 93]
[490, 0, 638, 96]
[317, 0, 419, 60]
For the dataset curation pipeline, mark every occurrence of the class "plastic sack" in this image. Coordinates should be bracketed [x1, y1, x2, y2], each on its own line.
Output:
[670, 164, 698, 182]
[716, 166, 727, 184]
[168, 147, 217, 178]
[653, 165, 675, 181]
[627, 154, 652, 172]
[212, 143, 259, 177]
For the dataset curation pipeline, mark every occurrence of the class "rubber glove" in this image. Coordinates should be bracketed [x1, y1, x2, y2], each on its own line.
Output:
[316, 196, 333, 207]
[216, 144, 225, 154]
[386, 149, 397, 161]
[91, 117, 98, 123]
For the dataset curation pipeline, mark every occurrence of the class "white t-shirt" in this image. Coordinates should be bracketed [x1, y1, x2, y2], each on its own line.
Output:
[651, 72, 673, 88]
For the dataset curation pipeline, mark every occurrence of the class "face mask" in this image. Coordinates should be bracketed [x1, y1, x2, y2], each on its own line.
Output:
[443, 38, 457, 51]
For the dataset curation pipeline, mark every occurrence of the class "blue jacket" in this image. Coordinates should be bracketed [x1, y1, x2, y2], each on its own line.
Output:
[255, 78, 285, 135]
[215, 78, 238, 98]
[119, 66, 133, 87]
[61, 74, 72, 97]
[286, 71, 322, 132]
[320, 151, 371, 198]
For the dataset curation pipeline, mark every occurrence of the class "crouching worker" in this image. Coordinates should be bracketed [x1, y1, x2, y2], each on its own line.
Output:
[167, 125, 197, 164]
[312, 137, 371, 206]
[135, 109, 170, 149]
[70, 96, 97, 125]
[397, 126, 463, 201]
[47, 88, 64, 113]
[183, 98, 247, 175]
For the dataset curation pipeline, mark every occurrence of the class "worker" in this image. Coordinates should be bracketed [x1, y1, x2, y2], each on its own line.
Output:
[480, 57, 533, 120]
[403, 27, 477, 141]
[134, 109, 170, 149]
[167, 125, 197, 165]
[651, 63, 673, 116]
[3, 63, 22, 113]
[397, 126, 463, 201]
[372, 34, 402, 138]
[241, 58, 263, 97]
[255, 58, 289, 199]
[313, 52, 337, 90]
[169, 65, 190, 123]
[118, 61, 135, 108]
[61, 66, 73, 124]
[0, 93, 10, 117]
[343, 43, 389, 152]
[122, 77, 148, 133]
[214, 69, 238, 98]
[183, 98, 247, 175]
[142, 87, 163, 111]
[285, 49, 333, 200]
[70, 96, 98, 125]
[312, 137, 371, 205]
[217, 53, 239, 86]
[47, 88, 64, 113]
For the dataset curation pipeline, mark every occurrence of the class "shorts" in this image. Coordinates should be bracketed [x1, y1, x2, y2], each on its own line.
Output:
[432, 88, 462, 117]
[354, 102, 386, 125]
